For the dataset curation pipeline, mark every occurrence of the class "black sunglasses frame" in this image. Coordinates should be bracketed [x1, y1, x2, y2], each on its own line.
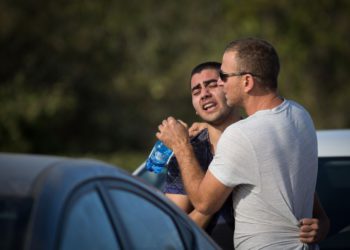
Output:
[219, 70, 259, 82]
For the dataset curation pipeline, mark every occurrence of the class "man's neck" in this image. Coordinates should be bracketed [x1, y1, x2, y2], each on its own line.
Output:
[245, 93, 283, 116]
[207, 111, 241, 154]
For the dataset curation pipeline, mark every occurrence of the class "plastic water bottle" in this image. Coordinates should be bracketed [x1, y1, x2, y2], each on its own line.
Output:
[146, 140, 174, 174]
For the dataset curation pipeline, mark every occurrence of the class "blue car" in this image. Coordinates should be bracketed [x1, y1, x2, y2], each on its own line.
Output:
[0, 153, 220, 250]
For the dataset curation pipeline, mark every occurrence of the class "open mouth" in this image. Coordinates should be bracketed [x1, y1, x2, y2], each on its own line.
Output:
[202, 102, 217, 111]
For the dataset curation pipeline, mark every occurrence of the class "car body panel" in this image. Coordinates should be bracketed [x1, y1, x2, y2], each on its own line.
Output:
[317, 129, 350, 157]
[0, 153, 220, 250]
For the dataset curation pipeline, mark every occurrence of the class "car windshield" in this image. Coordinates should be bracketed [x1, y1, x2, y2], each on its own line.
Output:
[0, 197, 32, 250]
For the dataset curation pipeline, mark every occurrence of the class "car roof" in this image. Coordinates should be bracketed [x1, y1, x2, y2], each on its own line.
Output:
[0, 153, 129, 198]
[317, 129, 350, 157]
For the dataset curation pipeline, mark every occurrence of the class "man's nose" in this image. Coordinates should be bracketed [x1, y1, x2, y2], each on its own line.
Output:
[200, 87, 211, 99]
[218, 77, 224, 86]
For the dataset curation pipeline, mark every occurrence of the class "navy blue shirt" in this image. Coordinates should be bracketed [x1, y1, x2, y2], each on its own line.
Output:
[163, 129, 234, 250]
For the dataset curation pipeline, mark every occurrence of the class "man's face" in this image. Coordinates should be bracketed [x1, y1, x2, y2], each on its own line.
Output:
[190, 68, 233, 125]
[218, 51, 244, 108]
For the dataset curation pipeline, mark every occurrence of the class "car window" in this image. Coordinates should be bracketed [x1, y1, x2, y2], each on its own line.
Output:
[0, 198, 32, 250]
[59, 191, 120, 250]
[317, 157, 350, 249]
[109, 189, 187, 250]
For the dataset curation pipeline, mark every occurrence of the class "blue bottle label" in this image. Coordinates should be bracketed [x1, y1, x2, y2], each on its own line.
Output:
[146, 141, 173, 174]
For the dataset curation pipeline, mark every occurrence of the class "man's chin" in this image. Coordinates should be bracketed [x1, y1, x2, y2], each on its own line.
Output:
[226, 101, 235, 108]
[201, 116, 223, 126]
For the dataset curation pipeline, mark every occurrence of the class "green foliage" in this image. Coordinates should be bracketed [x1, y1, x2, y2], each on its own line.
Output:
[1, 0, 349, 168]
[78, 151, 148, 173]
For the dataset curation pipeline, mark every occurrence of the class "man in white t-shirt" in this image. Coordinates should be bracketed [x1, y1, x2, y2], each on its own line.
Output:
[156, 38, 319, 249]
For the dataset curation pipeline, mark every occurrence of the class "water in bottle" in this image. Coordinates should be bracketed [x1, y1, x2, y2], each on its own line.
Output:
[146, 140, 173, 174]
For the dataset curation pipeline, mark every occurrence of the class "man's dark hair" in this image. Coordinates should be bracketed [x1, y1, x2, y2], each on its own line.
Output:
[191, 61, 221, 78]
[225, 38, 280, 90]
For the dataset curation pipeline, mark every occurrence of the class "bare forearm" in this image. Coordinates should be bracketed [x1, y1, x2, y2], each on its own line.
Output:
[165, 193, 193, 213]
[173, 142, 232, 214]
[189, 209, 213, 228]
[165, 180, 213, 228]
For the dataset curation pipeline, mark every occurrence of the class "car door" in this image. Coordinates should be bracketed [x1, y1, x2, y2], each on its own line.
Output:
[56, 178, 218, 250]
[102, 179, 219, 250]
[317, 157, 350, 250]
[57, 181, 121, 250]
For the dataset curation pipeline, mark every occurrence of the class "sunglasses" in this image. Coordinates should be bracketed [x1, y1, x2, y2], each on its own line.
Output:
[219, 70, 258, 82]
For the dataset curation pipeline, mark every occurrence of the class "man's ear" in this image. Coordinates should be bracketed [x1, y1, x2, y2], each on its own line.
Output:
[243, 75, 254, 93]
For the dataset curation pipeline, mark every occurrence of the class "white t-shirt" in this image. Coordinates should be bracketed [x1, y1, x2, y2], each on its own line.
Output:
[209, 99, 318, 250]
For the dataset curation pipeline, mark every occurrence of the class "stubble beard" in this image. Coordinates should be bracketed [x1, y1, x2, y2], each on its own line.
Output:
[203, 108, 233, 127]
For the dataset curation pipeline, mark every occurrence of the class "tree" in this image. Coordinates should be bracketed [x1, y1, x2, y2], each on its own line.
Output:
[1, 0, 349, 155]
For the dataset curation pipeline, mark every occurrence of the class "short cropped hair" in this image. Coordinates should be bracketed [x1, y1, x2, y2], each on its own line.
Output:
[190, 61, 221, 78]
[225, 38, 280, 90]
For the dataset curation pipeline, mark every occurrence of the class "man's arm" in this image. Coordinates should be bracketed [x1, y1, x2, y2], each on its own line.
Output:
[165, 193, 193, 212]
[299, 193, 330, 243]
[188, 209, 213, 228]
[166, 193, 213, 228]
[157, 117, 233, 215]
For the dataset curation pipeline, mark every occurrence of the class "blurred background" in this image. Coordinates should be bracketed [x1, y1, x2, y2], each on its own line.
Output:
[1, 0, 349, 171]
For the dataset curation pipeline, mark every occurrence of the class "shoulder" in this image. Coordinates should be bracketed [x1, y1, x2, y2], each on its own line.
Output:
[285, 99, 306, 111]
[190, 129, 209, 144]
[284, 99, 315, 126]
[222, 120, 249, 138]
[287, 100, 312, 116]
[218, 123, 251, 151]
[278, 99, 310, 115]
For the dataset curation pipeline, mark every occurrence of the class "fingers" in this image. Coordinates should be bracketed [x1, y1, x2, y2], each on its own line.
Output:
[156, 131, 161, 140]
[156, 117, 190, 149]
[156, 117, 186, 136]
[189, 122, 200, 131]
[189, 123, 200, 137]
[300, 218, 318, 226]
[159, 117, 186, 128]
[158, 117, 173, 132]
[189, 122, 208, 137]
[166, 116, 177, 124]
[300, 236, 316, 244]
[177, 119, 188, 128]
[300, 226, 317, 243]
[299, 218, 320, 243]
[299, 218, 319, 230]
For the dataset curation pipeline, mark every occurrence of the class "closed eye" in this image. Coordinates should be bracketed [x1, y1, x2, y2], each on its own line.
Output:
[207, 81, 218, 88]
[191, 86, 201, 96]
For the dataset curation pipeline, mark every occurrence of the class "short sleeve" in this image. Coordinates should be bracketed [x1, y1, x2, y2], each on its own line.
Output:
[209, 125, 260, 188]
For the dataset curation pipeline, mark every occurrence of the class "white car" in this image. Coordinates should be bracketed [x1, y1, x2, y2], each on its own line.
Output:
[134, 129, 350, 250]
[314, 129, 350, 249]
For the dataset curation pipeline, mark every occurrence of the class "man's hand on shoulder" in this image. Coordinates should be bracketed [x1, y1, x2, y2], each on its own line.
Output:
[189, 122, 208, 137]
